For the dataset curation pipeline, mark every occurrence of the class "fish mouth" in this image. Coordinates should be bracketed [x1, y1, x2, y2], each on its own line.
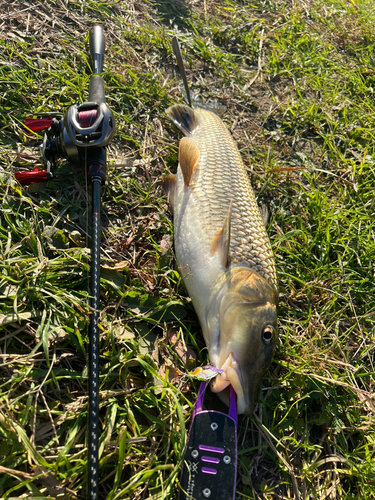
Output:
[209, 353, 250, 414]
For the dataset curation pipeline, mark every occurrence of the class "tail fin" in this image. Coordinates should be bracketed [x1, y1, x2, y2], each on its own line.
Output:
[166, 105, 198, 136]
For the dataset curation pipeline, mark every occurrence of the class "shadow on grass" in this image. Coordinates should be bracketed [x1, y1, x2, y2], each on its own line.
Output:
[150, 0, 192, 29]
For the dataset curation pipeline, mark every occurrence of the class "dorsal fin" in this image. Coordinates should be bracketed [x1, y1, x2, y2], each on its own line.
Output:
[211, 201, 232, 267]
[179, 137, 200, 187]
[166, 105, 199, 136]
[162, 173, 177, 205]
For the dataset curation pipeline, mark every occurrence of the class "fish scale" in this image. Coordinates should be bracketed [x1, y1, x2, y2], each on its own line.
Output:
[180, 106, 277, 291]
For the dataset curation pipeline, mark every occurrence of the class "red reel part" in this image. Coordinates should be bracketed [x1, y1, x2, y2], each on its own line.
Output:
[15, 168, 51, 186]
[25, 118, 53, 132]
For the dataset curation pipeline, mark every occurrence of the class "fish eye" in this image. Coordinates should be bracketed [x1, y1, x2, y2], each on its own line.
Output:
[262, 325, 274, 345]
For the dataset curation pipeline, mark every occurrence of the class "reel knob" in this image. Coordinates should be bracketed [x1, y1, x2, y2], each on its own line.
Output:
[25, 118, 53, 132]
[15, 168, 52, 186]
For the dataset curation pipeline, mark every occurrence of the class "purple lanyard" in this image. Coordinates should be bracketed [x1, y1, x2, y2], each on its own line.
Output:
[179, 382, 238, 499]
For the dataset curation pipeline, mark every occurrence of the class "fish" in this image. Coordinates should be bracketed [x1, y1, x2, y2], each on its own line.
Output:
[163, 103, 278, 415]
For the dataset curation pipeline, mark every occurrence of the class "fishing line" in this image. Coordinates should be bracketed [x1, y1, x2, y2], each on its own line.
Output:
[85, 138, 89, 249]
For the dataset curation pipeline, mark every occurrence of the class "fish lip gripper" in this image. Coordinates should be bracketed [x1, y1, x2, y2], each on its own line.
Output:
[178, 382, 238, 500]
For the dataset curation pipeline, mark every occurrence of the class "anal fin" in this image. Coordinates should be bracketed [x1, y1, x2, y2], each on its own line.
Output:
[210, 201, 232, 268]
[179, 137, 200, 187]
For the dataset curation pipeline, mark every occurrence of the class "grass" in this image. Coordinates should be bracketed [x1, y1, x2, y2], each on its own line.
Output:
[0, 0, 374, 498]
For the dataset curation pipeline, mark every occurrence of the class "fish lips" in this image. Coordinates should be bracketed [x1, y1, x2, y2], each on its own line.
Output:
[210, 352, 249, 414]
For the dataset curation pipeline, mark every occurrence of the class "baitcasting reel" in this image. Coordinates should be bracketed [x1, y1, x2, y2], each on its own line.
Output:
[15, 27, 115, 186]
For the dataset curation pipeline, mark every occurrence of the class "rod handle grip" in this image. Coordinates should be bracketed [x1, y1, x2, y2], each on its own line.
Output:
[89, 25, 105, 74]
[88, 75, 106, 105]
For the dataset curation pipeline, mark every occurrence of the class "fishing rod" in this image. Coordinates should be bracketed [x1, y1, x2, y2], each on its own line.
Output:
[15, 26, 115, 499]
[171, 37, 238, 500]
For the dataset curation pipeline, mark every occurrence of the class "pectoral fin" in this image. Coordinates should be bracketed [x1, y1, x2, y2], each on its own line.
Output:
[179, 137, 200, 187]
[162, 173, 177, 205]
[210, 200, 232, 268]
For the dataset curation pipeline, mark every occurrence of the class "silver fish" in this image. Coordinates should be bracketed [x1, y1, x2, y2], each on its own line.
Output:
[164, 104, 278, 414]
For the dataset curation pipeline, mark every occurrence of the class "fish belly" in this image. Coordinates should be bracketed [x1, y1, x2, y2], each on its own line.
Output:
[173, 166, 223, 333]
